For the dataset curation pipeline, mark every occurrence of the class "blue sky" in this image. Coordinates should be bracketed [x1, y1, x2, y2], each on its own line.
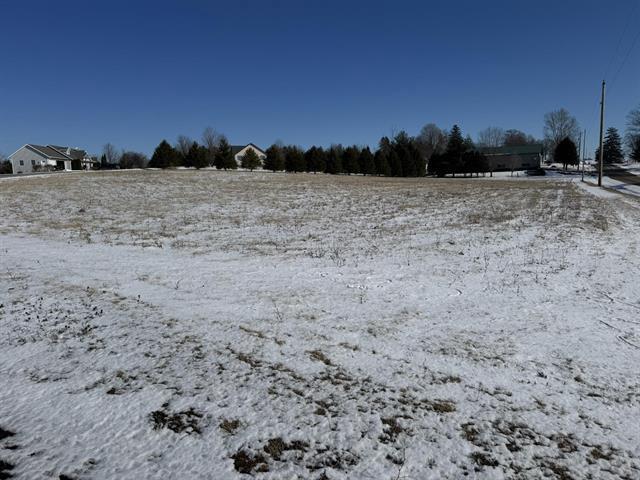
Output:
[1, 0, 639, 157]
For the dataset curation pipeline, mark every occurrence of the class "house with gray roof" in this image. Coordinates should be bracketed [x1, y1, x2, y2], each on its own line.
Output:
[8, 144, 96, 174]
[231, 143, 266, 168]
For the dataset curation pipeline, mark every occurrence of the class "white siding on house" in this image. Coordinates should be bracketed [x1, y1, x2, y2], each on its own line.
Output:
[8, 147, 52, 174]
[234, 145, 267, 168]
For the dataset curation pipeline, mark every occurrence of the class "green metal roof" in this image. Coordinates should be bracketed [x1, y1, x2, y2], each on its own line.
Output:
[478, 144, 543, 155]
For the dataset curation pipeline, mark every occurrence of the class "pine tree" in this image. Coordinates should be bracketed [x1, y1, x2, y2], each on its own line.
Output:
[342, 146, 360, 175]
[173, 150, 185, 167]
[412, 146, 426, 177]
[462, 151, 489, 177]
[0, 160, 13, 174]
[391, 131, 418, 177]
[284, 146, 306, 172]
[305, 146, 327, 173]
[555, 137, 579, 170]
[240, 148, 261, 171]
[214, 138, 235, 170]
[443, 125, 466, 176]
[184, 141, 199, 168]
[463, 135, 475, 152]
[602, 127, 624, 164]
[149, 140, 178, 169]
[388, 150, 402, 177]
[374, 150, 390, 176]
[264, 144, 285, 171]
[446, 125, 465, 156]
[631, 137, 640, 162]
[325, 145, 343, 174]
[359, 147, 375, 175]
[195, 145, 209, 169]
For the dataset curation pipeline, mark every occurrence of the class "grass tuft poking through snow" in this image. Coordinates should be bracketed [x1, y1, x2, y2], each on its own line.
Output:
[1, 170, 639, 479]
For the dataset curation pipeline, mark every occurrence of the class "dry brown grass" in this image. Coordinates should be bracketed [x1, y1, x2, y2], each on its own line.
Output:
[0, 170, 620, 259]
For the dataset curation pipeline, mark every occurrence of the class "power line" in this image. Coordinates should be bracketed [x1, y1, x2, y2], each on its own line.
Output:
[609, 26, 640, 91]
[603, 1, 639, 81]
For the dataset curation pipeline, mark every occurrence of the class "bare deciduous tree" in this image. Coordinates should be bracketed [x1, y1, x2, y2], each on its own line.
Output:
[176, 135, 193, 157]
[202, 127, 222, 152]
[102, 143, 121, 166]
[477, 127, 505, 147]
[543, 108, 580, 158]
[202, 127, 224, 166]
[415, 123, 447, 160]
[625, 105, 640, 150]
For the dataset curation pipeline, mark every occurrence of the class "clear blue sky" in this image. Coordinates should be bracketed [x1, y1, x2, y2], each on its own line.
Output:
[1, 0, 639, 158]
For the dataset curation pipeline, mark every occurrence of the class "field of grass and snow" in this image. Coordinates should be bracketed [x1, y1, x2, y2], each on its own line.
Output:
[1, 171, 639, 479]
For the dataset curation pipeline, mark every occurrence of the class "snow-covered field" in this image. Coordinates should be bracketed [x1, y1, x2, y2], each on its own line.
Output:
[1, 171, 639, 479]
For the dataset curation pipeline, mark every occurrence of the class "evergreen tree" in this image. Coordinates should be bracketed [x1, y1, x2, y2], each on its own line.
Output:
[412, 145, 427, 177]
[555, 137, 579, 170]
[305, 146, 327, 173]
[446, 125, 466, 156]
[149, 140, 178, 169]
[325, 145, 343, 174]
[241, 148, 261, 171]
[427, 152, 440, 176]
[463, 135, 475, 152]
[184, 141, 198, 168]
[374, 150, 391, 176]
[343, 146, 361, 175]
[173, 150, 185, 167]
[388, 149, 402, 177]
[626, 106, 640, 160]
[630, 137, 640, 162]
[214, 138, 235, 170]
[0, 160, 13, 174]
[462, 151, 489, 177]
[396, 144, 415, 177]
[359, 147, 375, 175]
[443, 125, 467, 176]
[393, 131, 417, 177]
[284, 146, 306, 172]
[264, 144, 285, 171]
[195, 145, 209, 169]
[600, 127, 624, 164]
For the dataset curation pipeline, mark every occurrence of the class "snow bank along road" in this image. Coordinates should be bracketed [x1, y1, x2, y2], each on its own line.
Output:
[1, 171, 639, 479]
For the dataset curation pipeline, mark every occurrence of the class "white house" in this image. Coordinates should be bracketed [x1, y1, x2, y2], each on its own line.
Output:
[9, 144, 96, 174]
[230, 143, 267, 168]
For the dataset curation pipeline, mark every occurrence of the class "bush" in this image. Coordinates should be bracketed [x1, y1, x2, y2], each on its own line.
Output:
[0, 160, 12, 174]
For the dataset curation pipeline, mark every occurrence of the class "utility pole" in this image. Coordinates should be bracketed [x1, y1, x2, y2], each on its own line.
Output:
[577, 130, 582, 172]
[581, 129, 586, 182]
[598, 80, 606, 187]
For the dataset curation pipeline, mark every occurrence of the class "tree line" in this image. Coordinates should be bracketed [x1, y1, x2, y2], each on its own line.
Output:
[91, 104, 640, 178]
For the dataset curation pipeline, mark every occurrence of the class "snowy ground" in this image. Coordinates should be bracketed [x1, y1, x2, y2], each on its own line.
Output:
[1, 171, 639, 479]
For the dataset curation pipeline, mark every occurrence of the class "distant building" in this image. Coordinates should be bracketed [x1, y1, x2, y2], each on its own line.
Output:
[9, 144, 96, 174]
[478, 144, 543, 172]
[230, 143, 267, 168]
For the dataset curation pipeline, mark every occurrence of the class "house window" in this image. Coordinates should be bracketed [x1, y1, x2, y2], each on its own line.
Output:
[31, 160, 36, 166]
[20, 160, 24, 166]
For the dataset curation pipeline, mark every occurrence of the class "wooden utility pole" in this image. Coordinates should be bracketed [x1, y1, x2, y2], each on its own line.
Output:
[598, 81, 606, 187]
[581, 129, 586, 182]
[577, 130, 582, 171]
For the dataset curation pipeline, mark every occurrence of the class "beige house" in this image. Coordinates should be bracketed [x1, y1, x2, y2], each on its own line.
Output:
[9, 144, 96, 173]
[230, 143, 267, 168]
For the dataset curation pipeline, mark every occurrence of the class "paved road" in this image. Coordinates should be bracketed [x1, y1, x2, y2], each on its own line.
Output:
[604, 165, 640, 186]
